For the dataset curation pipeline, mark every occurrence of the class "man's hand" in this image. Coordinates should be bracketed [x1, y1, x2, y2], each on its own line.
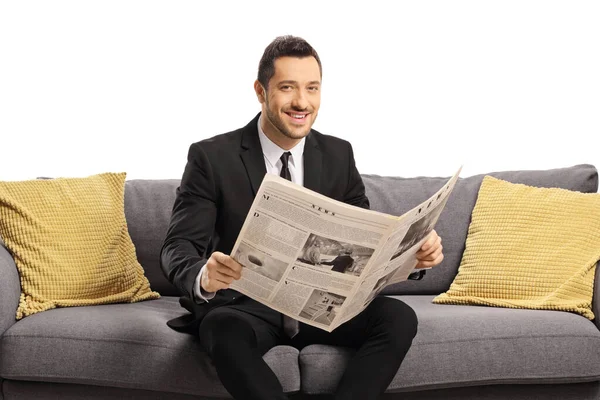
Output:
[415, 230, 443, 269]
[201, 251, 243, 293]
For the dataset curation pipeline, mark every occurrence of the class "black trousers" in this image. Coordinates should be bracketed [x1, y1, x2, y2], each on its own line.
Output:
[198, 296, 418, 400]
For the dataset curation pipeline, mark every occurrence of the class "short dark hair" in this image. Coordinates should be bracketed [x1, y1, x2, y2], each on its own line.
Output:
[257, 35, 322, 89]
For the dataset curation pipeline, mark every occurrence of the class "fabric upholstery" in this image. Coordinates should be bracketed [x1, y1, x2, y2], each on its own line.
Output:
[2, 381, 210, 400]
[0, 173, 159, 319]
[0, 245, 19, 337]
[379, 382, 600, 400]
[594, 261, 600, 330]
[299, 295, 600, 394]
[433, 176, 600, 319]
[0, 239, 14, 400]
[362, 164, 599, 296]
[123, 179, 180, 296]
[0, 245, 16, 400]
[3, 380, 600, 400]
[0, 296, 300, 397]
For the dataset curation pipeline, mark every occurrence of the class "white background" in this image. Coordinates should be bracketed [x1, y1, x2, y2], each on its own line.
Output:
[1, 1, 598, 182]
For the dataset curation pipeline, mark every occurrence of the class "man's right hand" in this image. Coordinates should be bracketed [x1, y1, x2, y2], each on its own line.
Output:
[200, 251, 243, 293]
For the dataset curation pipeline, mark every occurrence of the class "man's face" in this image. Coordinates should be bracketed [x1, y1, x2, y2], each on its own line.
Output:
[256, 56, 321, 145]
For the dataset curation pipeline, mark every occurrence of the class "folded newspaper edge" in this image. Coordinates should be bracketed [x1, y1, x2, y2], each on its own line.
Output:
[229, 166, 462, 332]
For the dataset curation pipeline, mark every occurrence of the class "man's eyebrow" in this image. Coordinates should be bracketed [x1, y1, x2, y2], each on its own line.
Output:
[277, 80, 321, 86]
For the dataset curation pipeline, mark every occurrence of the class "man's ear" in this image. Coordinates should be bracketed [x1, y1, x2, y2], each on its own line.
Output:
[254, 80, 266, 104]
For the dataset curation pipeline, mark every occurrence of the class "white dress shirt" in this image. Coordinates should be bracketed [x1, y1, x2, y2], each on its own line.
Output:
[193, 116, 306, 302]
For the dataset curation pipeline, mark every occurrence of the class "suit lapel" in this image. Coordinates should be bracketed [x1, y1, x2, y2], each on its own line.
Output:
[303, 131, 322, 194]
[240, 114, 267, 196]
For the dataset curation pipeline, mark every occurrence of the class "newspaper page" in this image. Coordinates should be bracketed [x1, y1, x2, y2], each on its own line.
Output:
[229, 167, 461, 332]
[334, 169, 461, 327]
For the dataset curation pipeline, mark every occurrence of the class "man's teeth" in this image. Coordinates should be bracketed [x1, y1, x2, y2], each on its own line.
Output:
[290, 114, 306, 119]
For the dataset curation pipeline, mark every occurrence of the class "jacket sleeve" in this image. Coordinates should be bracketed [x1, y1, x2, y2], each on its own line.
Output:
[408, 270, 426, 280]
[160, 142, 218, 301]
[343, 141, 370, 210]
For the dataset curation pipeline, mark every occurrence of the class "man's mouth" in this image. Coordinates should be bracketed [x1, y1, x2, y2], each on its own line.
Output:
[285, 112, 309, 123]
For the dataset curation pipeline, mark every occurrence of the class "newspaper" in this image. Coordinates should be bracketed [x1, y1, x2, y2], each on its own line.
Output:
[229, 167, 462, 332]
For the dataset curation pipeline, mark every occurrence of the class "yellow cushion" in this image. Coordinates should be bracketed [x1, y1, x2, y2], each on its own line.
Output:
[0, 172, 160, 320]
[433, 176, 600, 319]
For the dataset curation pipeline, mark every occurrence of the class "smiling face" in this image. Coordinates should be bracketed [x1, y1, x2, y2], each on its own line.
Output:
[254, 56, 321, 150]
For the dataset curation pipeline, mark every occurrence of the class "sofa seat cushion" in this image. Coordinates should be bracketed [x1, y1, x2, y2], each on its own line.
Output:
[0, 297, 300, 397]
[299, 295, 600, 394]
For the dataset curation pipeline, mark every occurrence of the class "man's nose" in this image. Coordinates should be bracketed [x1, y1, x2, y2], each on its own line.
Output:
[292, 89, 309, 110]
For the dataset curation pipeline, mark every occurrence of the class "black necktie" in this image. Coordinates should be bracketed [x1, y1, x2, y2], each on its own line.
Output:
[279, 151, 299, 337]
[280, 151, 292, 181]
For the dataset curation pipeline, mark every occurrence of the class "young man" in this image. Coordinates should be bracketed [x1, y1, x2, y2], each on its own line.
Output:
[161, 35, 444, 400]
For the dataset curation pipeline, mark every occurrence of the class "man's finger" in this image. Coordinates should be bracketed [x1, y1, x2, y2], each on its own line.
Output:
[205, 253, 240, 282]
[213, 252, 243, 273]
[416, 252, 444, 269]
[211, 269, 236, 285]
[211, 251, 229, 266]
[419, 230, 438, 252]
[202, 270, 227, 293]
[203, 269, 237, 292]
[215, 263, 242, 280]
[417, 243, 443, 261]
[418, 235, 441, 257]
[428, 246, 443, 262]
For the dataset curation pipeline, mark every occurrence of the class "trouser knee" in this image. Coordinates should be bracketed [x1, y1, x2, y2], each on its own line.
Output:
[370, 297, 418, 351]
[198, 309, 256, 358]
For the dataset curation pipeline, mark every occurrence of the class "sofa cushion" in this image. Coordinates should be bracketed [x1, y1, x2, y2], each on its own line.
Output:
[299, 295, 600, 394]
[0, 173, 160, 320]
[433, 176, 600, 319]
[363, 164, 599, 296]
[0, 297, 300, 397]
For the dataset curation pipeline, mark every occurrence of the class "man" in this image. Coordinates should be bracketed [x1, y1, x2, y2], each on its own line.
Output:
[321, 245, 355, 273]
[160, 35, 444, 400]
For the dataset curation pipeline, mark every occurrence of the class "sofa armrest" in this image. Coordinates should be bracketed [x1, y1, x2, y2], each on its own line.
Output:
[593, 261, 600, 331]
[0, 242, 20, 337]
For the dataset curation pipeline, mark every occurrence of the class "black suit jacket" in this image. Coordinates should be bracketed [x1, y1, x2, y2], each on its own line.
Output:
[160, 113, 370, 333]
[321, 255, 355, 273]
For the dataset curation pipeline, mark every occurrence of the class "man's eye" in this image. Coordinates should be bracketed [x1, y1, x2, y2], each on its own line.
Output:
[281, 86, 292, 90]
[308, 87, 319, 92]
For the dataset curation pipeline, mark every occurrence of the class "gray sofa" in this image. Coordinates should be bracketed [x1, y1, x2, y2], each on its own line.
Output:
[1, 164, 600, 399]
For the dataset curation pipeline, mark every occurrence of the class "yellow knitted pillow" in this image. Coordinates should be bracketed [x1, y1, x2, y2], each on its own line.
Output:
[433, 176, 600, 319]
[0, 172, 160, 319]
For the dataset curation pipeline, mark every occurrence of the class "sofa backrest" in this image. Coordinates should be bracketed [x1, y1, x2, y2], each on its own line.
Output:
[124, 164, 598, 297]
[369, 164, 598, 295]
[124, 179, 180, 296]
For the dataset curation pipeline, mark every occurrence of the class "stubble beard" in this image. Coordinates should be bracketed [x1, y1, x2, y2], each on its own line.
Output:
[265, 105, 312, 141]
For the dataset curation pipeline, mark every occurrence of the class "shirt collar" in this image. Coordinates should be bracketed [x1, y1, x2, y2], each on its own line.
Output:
[257, 114, 305, 167]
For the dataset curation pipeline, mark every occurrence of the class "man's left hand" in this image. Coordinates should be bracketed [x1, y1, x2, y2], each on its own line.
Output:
[415, 230, 443, 269]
